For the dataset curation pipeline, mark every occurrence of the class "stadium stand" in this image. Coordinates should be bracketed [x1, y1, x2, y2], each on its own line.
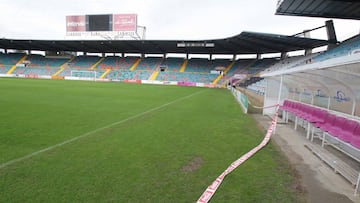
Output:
[58, 56, 100, 77]
[0, 53, 25, 65]
[226, 59, 255, 75]
[0, 53, 25, 74]
[157, 72, 218, 83]
[135, 57, 162, 71]
[96, 56, 138, 70]
[184, 58, 230, 73]
[94, 56, 139, 79]
[0, 54, 277, 83]
[261, 53, 318, 73]
[262, 35, 360, 75]
[160, 57, 184, 72]
[313, 35, 360, 62]
[27, 54, 68, 68]
[238, 77, 264, 88]
[123, 57, 163, 80]
[105, 70, 136, 81]
[155, 58, 226, 83]
[134, 70, 152, 80]
[11, 54, 69, 76]
[13, 66, 55, 76]
[217, 59, 254, 85]
[246, 78, 266, 96]
[246, 58, 278, 74]
[68, 56, 100, 69]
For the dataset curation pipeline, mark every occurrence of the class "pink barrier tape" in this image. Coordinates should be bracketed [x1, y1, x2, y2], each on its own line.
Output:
[197, 111, 279, 203]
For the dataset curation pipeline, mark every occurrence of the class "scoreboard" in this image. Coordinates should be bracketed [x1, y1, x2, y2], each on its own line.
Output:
[66, 14, 137, 33]
[87, 14, 112, 31]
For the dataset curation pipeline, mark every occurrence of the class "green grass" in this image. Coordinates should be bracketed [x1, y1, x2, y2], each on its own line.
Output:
[0, 78, 301, 202]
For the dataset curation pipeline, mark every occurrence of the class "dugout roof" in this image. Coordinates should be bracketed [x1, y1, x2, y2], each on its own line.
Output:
[0, 31, 329, 55]
[276, 0, 360, 20]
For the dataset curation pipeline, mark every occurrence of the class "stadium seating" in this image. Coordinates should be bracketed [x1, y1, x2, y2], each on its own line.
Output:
[262, 36, 360, 75]
[11, 54, 69, 76]
[245, 58, 277, 74]
[0, 52, 25, 65]
[185, 58, 230, 73]
[135, 70, 151, 80]
[246, 79, 266, 95]
[120, 57, 163, 80]
[68, 56, 100, 69]
[96, 56, 138, 70]
[56, 56, 101, 77]
[312, 35, 360, 62]
[326, 117, 347, 136]
[12, 67, 58, 76]
[153, 57, 223, 83]
[280, 99, 360, 153]
[0, 65, 12, 74]
[350, 125, 360, 148]
[105, 70, 137, 80]
[238, 77, 264, 87]
[0, 53, 25, 73]
[311, 113, 336, 136]
[135, 57, 162, 71]
[27, 54, 68, 68]
[70, 71, 97, 78]
[335, 119, 360, 143]
[160, 57, 184, 72]
[157, 72, 218, 83]
[262, 53, 317, 73]
[217, 59, 254, 86]
[185, 58, 211, 73]
[226, 59, 254, 75]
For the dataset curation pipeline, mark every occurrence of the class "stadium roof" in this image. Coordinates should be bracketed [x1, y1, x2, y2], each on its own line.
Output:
[276, 0, 360, 20]
[0, 31, 329, 55]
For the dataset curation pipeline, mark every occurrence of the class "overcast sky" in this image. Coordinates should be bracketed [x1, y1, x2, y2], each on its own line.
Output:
[0, 0, 359, 41]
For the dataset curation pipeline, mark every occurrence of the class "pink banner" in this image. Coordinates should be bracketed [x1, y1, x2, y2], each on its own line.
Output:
[203, 84, 215, 88]
[124, 79, 141, 84]
[113, 14, 137, 31]
[66, 15, 86, 32]
[177, 82, 196, 87]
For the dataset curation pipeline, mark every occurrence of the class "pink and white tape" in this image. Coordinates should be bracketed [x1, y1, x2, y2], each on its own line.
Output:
[197, 111, 279, 203]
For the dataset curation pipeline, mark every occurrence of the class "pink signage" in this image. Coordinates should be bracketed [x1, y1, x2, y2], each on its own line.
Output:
[66, 15, 86, 32]
[113, 14, 137, 31]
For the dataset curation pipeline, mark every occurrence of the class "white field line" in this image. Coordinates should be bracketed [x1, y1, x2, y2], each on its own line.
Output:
[0, 90, 206, 169]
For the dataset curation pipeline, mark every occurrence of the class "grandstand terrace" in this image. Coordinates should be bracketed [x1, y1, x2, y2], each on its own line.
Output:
[26, 54, 68, 68]
[96, 56, 138, 70]
[0, 30, 329, 87]
[160, 57, 184, 72]
[0, 53, 25, 74]
[0, 53, 283, 84]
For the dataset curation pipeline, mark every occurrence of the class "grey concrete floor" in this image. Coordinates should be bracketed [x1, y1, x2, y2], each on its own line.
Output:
[252, 114, 360, 203]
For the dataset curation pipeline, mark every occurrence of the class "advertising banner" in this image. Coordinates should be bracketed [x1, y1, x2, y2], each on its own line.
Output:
[124, 79, 141, 84]
[113, 14, 137, 31]
[66, 15, 86, 32]
[177, 82, 196, 87]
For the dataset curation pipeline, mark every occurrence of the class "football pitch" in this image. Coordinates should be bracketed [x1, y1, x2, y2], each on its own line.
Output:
[0, 79, 300, 202]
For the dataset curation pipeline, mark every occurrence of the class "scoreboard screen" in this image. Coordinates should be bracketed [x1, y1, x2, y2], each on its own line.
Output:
[66, 14, 137, 33]
[87, 14, 112, 31]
